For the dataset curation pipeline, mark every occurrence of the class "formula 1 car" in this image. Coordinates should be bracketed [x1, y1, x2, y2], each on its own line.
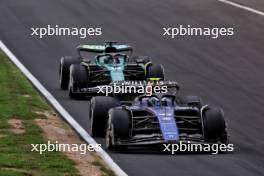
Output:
[89, 81, 228, 150]
[59, 42, 165, 98]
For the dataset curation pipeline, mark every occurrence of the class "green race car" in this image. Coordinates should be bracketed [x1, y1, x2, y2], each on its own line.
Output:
[59, 42, 165, 98]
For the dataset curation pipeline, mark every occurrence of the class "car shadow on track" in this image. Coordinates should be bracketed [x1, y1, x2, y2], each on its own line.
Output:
[107, 146, 234, 155]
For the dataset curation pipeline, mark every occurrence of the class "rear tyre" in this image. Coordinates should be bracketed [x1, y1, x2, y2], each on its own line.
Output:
[130, 56, 151, 64]
[177, 95, 203, 108]
[203, 107, 227, 143]
[147, 64, 165, 80]
[69, 64, 89, 99]
[90, 97, 120, 137]
[106, 108, 130, 151]
[59, 56, 80, 90]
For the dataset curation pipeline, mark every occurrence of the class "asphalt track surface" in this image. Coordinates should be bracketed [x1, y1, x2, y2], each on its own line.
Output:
[0, 0, 264, 175]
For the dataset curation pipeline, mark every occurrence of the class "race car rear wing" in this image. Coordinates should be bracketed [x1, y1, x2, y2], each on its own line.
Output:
[109, 80, 179, 90]
[77, 41, 133, 54]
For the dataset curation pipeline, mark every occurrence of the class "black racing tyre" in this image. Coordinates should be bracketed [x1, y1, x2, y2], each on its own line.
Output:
[203, 107, 227, 142]
[147, 64, 165, 80]
[106, 129, 115, 150]
[69, 64, 89, 99]
[129, 56, 151, 64]
[90, 96, 120, 137]
[177, 95, 203, 108]
[59, 56, 80, 90]
[106, 108, 130, 151]
[106, 127, 127, 151]
[109, 108, 130, 139]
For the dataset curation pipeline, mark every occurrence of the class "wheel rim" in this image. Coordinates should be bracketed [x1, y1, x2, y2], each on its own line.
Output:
[59, 63, 62, 84]
[89, 100, 95, 136]
[89, 116, 94, 136]
[106, 123, 114, 149]
[106, 130, 110, 148]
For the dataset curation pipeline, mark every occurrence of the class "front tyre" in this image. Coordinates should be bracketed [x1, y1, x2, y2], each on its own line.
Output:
[59, 56, 80, 90]
[203, 107, 228, 143]
[106, 108, 130, 151]
[68, 64, 89, 99]
[89, 97, 120, 137]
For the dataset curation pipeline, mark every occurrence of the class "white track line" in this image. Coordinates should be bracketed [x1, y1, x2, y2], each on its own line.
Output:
[0, 40, 127, 176]
[218, 0, 264, 16]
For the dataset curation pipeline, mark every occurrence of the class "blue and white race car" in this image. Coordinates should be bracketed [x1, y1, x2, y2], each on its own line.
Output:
[89, 82, 228, 150]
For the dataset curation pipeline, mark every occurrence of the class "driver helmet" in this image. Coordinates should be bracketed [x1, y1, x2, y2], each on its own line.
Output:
[104, 55, 113, 64]
[161, 97, 173, 106]
[148, 97, 160, 107]
[113, 54, 121, 64]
